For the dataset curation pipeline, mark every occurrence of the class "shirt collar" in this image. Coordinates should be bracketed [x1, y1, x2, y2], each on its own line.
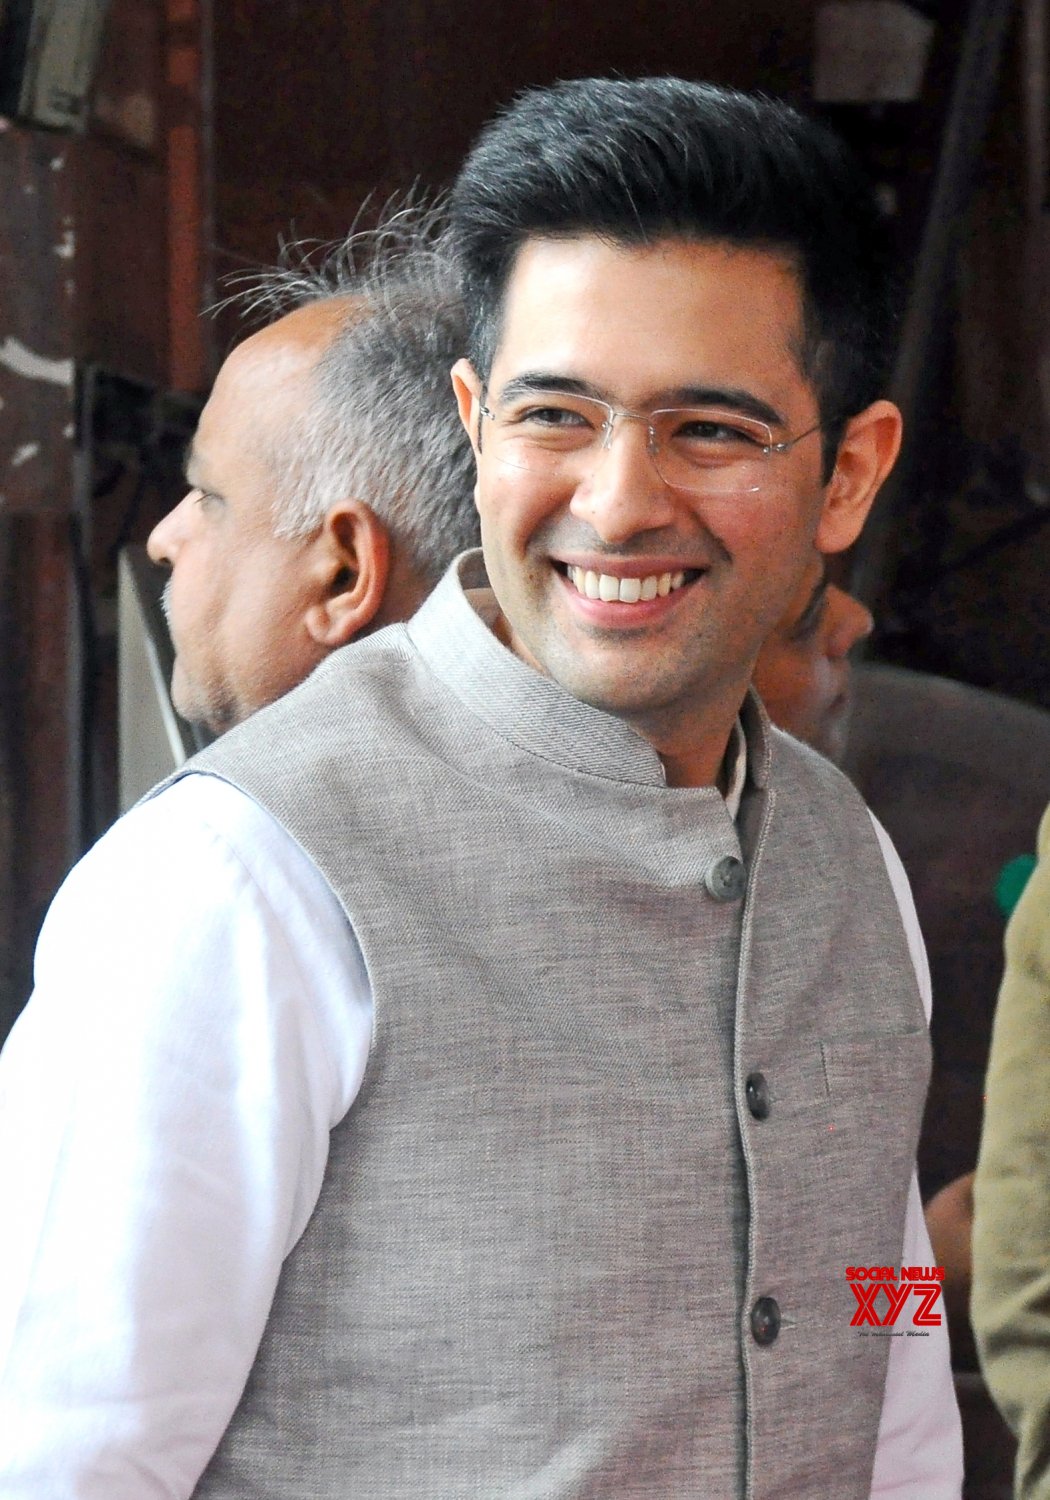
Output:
[722, 718, 748, 821]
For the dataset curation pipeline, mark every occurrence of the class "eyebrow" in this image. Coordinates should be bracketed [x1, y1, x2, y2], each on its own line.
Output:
[494, 371, 787, 430]
[182, 440, 206, 490]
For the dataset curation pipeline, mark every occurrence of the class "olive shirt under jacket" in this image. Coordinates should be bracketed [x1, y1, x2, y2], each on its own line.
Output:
[974, 804, 1050, 1498]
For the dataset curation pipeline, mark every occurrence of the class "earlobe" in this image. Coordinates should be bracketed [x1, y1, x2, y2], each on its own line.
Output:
[815, 399, 903, 554]
[304, 500, 391, 650]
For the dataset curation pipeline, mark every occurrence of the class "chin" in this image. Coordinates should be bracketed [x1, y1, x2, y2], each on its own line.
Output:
[815, 705, 849, 765]
[547, 666, 672, 720]
[169, 674, 194, 725]
[538, 639, 685, 715]
[170, 674, 213, 735]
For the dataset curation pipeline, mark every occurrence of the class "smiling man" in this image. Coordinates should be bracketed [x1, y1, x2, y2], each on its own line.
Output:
[0, 79, 961, 1498]
[451, 234, 878, 786]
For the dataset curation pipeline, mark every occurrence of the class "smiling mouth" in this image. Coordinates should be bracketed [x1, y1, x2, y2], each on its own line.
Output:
[562, 563, 697, 604]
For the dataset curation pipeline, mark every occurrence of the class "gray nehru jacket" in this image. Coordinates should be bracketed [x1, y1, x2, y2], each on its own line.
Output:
[185, 552, 930, 1499]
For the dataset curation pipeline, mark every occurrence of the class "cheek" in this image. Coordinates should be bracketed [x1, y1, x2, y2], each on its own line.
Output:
[754, 650, 816, 733]
[220, 597, 299, 705]
[478, 468, 556, 560]
[170, 564, 219, 639]
[705, 497, 809, 580]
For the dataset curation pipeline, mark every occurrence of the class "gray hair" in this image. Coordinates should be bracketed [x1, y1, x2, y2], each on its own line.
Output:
[221, 199, 479, 583]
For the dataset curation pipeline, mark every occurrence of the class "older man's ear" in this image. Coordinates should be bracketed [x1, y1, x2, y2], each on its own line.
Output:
[304, 499, 391, 649]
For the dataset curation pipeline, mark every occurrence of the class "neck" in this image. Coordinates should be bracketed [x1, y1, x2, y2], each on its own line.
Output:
[626, 695, 744, 789]
[372, 556, 430, 632]
[488, 599, 748, 790]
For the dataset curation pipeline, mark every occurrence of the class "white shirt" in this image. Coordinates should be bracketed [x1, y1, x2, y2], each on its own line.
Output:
[0, 772, 962, 1497]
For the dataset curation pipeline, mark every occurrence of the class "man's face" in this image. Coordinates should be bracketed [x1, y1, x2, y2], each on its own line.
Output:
[457, 236, 853, 752]
[752, 556, 874, 762]
[147, 316, 333, 734]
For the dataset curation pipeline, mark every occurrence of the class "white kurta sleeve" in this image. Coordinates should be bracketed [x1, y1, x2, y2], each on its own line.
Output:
[866, 812, 964, 1499]
[0, 774, 372, 1499]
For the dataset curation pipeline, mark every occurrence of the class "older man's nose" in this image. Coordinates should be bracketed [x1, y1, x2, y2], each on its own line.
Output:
[147, 492, 195, 566]
[826, 585, 874, 659]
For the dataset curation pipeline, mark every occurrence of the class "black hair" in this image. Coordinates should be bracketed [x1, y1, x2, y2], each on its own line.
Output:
[450, 77, 899, 469]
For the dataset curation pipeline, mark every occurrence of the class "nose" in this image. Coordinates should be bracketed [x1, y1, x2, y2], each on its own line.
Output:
[147, 491, 195, 567]
[825, 585, 874, 660]
[568, 415, 678, 544]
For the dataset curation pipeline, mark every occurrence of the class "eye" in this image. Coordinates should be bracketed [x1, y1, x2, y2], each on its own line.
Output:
[515, 402, 596, 431]
[193, 487, 223, 510]
[497, 395, 604, 451]
[674, 416, 765, 448]
[533, 406, 585, 425]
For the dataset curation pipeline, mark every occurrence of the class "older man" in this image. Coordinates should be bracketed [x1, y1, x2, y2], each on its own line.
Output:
[753, 553, 874, 761]
[147, 227, 478, 734]
[0, 79, 961, 1497]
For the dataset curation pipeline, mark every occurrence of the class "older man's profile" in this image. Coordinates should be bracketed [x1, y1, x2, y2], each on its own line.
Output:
[148, 220, 479, 735]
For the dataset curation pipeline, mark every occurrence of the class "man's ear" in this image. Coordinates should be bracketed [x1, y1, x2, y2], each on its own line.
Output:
[452, 359, 483, 455]
[815, 399, 903, 555]
[303, 499, 390, 650]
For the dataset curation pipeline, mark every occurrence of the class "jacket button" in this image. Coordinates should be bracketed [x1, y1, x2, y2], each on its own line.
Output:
[704, 855, 746, 902]
[750, 1296, 781, 1346]
[745, 1072, 770, 1120]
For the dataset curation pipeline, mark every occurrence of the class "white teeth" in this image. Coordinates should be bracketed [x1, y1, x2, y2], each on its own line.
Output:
[618, 577, 642, 604]
[566, 565, 691, 604]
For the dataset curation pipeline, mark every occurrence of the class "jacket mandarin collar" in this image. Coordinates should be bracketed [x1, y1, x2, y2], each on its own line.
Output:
[406, 550, 771, 794]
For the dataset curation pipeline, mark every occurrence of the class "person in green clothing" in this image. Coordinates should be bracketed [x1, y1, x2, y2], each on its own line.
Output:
[973, 803, 1050, 1498]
